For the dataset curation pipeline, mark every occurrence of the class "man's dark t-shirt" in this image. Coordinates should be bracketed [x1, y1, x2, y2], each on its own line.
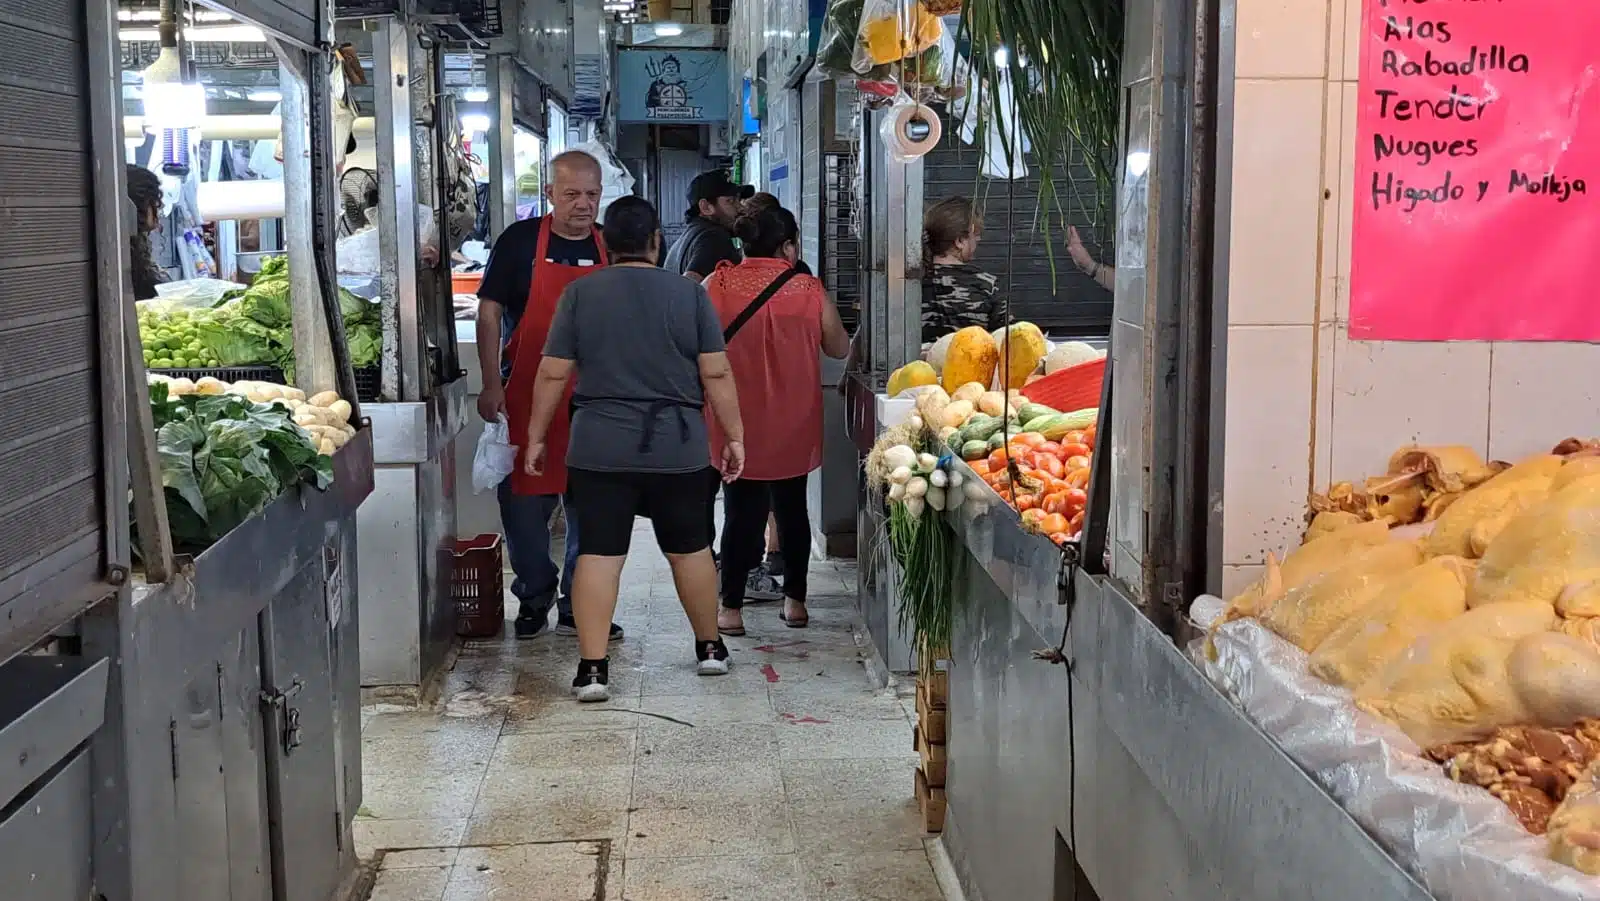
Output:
[477, 216, 602, 380]
[664, 217, 741, 277]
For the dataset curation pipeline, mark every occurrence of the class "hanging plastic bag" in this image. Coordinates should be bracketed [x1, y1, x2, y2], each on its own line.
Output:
[952, 61, 1032, 180]
[472, 414, 518, 494]
[817, 0, 867, 77]
[567, 140, 637, 220]
[852, 0, 944, 75]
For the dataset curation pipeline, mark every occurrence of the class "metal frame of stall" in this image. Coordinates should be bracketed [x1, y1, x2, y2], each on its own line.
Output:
[354, 14, 469, 697]
[924, 0, 1445, 897]
[0, 0, 377, 899]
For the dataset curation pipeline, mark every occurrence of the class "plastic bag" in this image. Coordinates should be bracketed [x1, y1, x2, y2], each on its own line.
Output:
[817, 0, 866, 77]
[472, 414, 518, 494]
[149, 278, 246, 310]
[852, 0, 944, 75]
[567, 140, 637, 221]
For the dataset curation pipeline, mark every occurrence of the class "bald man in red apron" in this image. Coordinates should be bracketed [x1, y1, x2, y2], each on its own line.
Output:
[474, 151, 623, 641]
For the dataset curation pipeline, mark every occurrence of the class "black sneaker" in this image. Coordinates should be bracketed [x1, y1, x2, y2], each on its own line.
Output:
[514, 612, 550, 640]
[695, 638, 731, 676]
[572, 658, 610, 702]
[744, 565, 783, 602]
[555, 616, 624, 642]
[764, 552, 785, 579]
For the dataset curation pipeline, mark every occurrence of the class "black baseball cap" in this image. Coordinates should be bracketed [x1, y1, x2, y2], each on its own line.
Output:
[687, 170, 754, 210]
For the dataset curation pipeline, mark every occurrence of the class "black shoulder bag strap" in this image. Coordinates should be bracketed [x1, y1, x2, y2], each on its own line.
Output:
[723, 267, 802, 343]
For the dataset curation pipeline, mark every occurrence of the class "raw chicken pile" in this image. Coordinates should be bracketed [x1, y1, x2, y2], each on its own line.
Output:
[1213, 441, 1600, 875]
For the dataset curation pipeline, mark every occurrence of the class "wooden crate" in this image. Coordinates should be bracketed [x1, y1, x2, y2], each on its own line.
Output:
[915, 725, 947, 786]
[916, 686, 948, 743]
[916, 668, 948, 711]
[915, 764, 947, 833]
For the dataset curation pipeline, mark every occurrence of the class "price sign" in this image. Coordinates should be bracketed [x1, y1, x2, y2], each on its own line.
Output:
[1350, 0, 1600, 341]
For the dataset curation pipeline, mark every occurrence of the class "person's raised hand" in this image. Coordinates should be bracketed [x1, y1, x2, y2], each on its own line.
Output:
[1066, 225, 1096, 275]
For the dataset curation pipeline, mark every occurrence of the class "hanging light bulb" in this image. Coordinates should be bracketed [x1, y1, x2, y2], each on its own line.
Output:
[140, 11, 205, 179]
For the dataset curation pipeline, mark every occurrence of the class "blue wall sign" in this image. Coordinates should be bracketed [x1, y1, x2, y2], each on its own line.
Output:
[741, 78, 760, 135]
[617, 50, 729, 124]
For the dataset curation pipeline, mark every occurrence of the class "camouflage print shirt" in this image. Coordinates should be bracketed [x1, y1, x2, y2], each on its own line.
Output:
[921, 262, 1004, 343]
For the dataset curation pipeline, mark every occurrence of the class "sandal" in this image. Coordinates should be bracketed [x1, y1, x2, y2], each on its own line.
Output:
[777, 601, 809, 629]
[717, 609, 746, 636]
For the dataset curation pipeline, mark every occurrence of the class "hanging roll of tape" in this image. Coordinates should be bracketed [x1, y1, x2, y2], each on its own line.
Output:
[880, 99, 942, 161]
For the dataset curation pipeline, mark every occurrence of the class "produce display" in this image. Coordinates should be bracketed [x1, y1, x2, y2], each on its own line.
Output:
[142, 375, 353, 552]
[137, 256, 382, 378]
[1210, 440, 1600, 875]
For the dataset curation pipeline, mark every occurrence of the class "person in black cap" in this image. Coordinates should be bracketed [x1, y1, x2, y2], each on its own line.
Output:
[664, 170, 753, 282]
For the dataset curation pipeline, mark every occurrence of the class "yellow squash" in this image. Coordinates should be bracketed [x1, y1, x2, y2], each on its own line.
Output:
[991, 322, 1049, 390]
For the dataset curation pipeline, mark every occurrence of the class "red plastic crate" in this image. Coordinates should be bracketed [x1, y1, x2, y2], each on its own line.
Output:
[1021, 356, 1105, 413]
[452, 533, 506, 639]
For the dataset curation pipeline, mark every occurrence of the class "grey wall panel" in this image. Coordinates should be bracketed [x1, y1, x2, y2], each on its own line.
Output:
[921, 114, 1114, 336]
[0, 750, 93, 901]
[0, 0, 113, 661]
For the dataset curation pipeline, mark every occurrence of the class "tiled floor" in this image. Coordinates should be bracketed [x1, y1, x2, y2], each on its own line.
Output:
[356, 534, 943, 901]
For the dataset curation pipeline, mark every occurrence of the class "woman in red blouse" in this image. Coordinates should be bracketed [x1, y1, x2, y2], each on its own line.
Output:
[703, 205, 851, 634]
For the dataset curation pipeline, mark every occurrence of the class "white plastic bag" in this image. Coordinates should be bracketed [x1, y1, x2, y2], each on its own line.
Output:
[472, 414, 518, 494]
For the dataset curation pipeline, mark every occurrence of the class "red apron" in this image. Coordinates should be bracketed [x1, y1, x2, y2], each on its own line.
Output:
[503, 218, 608, 495]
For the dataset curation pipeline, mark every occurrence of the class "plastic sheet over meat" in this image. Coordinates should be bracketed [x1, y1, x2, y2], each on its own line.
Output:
[1190, 595, 1600, 900]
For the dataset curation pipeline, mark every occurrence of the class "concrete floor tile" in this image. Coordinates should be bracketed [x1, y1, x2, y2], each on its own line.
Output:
[781, 758, 921, 805]
[636, 693, 779, 726]
[625, 802, 796, 858]
[636, 722, 778, 764]
[631, 759, 784, 809]
[789, 799, 926, 854]
[368, 864, 452, 901]
[382, 847, 460, 870]
[354, 818, 467, 860]
[640, 663, 773, 697]
[362, 731, 498, 777]
[473, 765, 634, 823]
[777, 721, 915, 761]
[623, 854, 806, 901]
[517, 667, 645, 702]
[491, 729, 637, 769]
[461, 806, 629, 845]
[805, 850, 943, 901]
[362, 711, 505, 743]
[501, 699, 649, 734]
[768, 687, 907, 723]
[362, 771, 485, 820]
[756, 658, 876, 691]
[443, 842, 602, 901]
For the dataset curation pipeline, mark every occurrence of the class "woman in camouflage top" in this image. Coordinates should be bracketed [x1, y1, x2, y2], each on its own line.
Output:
[921, 197, 1004, 343]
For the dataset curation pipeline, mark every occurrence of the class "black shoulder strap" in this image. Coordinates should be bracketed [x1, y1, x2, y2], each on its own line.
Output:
[723, 267, 802, 343]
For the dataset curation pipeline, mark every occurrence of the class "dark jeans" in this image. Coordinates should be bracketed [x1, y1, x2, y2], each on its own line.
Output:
[496, 481, 579, 621]
[719, 475, 810, 609]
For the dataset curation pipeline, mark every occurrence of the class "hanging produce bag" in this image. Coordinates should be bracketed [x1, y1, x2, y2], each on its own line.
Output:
[817, 0, 867, 77]
[852, 0, 945, 73]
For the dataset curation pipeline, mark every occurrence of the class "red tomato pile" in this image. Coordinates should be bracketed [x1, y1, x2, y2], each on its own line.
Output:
[966, 425, 1096, 546]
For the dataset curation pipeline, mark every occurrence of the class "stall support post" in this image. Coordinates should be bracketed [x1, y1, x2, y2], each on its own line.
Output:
[373, 19, 421, 403]
[488, 55, 516, 241]
[279, 58, 338, 396]
[865, 108, 922, 375]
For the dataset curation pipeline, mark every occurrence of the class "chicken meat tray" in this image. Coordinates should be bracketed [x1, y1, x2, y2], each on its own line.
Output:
[1193, 441, 1600, 899]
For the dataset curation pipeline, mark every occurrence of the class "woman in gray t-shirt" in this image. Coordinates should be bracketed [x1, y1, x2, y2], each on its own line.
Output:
[521, 196, 747, 702]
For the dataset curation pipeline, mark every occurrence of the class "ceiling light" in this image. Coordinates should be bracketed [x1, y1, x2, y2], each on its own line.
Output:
[460, 113, 492, 133]
[247, 89, 281, 103]
[655, 22, 684, 36]
[463, 87, 490, 102]
[120, 24, 266, 43]
[141, 46, 206, 133]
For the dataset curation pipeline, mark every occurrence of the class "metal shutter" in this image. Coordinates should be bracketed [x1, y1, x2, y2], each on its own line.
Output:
[0, 0, 118, 660]
[921, 111, 1114, 337]
[211, 0, 318, 48]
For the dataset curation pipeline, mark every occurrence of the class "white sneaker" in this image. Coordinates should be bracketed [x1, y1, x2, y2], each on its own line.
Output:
[695, 639, 731, 676]
[572, 659, 611, 702]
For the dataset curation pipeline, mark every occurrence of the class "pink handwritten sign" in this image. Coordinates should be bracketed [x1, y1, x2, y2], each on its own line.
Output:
[1350, 0, 1600, 341]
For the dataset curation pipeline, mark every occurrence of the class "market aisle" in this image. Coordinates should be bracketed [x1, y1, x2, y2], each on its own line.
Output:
[355, 523, 944, 901]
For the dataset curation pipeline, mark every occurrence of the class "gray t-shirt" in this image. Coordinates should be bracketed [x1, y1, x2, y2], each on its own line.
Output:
[543, 265, 726, 474]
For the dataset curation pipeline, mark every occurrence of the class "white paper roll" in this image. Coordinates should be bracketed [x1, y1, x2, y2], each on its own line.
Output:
[198, 178, 285, 221]
[880, 99, 942, 161]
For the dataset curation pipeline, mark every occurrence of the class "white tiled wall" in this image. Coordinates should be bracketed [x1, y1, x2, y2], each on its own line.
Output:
[1218, 0, 1600, 573]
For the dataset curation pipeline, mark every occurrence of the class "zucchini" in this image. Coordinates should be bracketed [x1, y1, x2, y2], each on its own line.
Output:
[961, 415, 1004, 443]
[1039, 408, 1098, 440]
[1016, 402, 1058, 424]
[1021, 414, 1063, 434]
[961, 439, 989, 461]
[986, 431, 1007, 452]
[947, 432, 966, 457]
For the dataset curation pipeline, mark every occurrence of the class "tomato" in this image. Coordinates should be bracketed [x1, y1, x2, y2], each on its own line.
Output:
[1065, 468, 1090, 489]
[1041, 491, 1068, 515]
[1012, 432, 1048, 450]
[1049, 531, 1074, 546]
[1038, 513, 1070, 534]
[969, 460, 993, 477]
[1061, 442, 1091, 459]
[1083, 424, 1097, 447]
[1062, 487, 1089, 510]
[1015, 493, 1039, 511]
[1062, 430, 1087, 446]
[1064, 455, 1090, 472]
[986, 448, 1010, 471]
[1069, 510, 1085, 531]
[1034, 455, 1066, 479]
[1035, 441, 1062, 458]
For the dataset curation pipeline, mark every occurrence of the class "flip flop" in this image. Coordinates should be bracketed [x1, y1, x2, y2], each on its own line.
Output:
[777, 608, 809, 629]
[717, 614, 747, 637]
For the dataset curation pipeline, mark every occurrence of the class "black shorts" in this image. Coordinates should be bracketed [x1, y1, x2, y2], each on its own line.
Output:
[567, 467, 717, 558]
